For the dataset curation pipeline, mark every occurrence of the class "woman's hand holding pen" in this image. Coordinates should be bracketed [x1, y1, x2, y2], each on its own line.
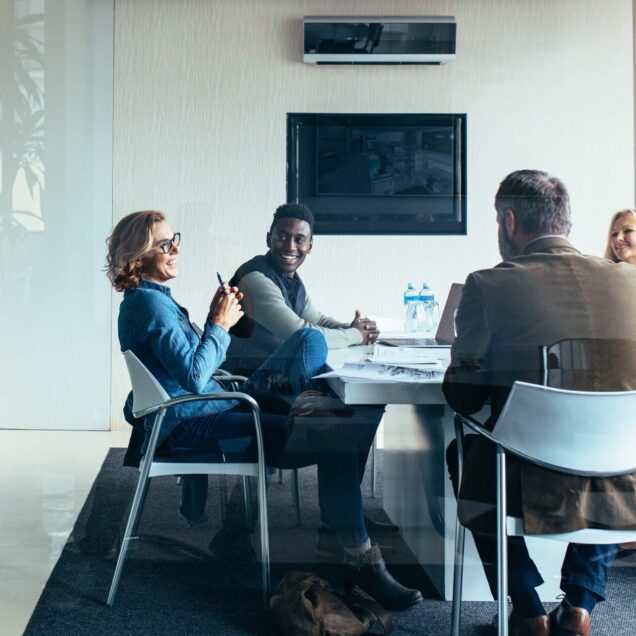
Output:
[209, 282, 244, 332]
[351, 309, 380, 345]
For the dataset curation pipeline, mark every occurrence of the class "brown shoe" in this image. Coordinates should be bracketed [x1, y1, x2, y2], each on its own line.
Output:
[509, 612, 551, 636]
[549, 602, 590, 636]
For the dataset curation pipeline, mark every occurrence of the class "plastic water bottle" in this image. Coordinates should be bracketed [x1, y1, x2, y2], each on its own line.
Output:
[403, 283, 419, 331]
[419, 282, 435, 304]
[419, 282, 439, 332]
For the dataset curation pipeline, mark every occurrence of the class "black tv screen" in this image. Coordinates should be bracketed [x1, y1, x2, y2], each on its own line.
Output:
[287, 113, 466, 235]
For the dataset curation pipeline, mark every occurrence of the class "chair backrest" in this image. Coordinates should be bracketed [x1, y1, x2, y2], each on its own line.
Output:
[492, 381, 636, 476]
[542, 338, 636, 391]
[123, 350, 170, 417]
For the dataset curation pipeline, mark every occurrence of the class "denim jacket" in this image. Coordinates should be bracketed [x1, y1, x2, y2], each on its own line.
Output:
[118, 279, 236, 448]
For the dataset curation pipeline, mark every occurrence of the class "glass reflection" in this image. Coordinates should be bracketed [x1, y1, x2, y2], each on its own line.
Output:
[0, 0, 44, 303]
[0, 0, 113, 431]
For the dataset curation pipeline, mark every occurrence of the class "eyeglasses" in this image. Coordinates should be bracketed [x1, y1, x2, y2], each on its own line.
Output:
[154, 232, 181, 254]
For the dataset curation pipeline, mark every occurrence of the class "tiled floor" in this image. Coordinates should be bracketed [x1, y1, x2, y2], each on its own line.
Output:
[0, 430, 130, 636]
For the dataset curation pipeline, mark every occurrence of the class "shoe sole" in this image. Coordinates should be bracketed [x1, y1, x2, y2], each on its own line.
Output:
[343, 582, 424, 611]
[382, 594, 424, 611]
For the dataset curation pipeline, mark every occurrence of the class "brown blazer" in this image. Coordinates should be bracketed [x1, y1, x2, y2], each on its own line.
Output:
[443, 237, 636, 534]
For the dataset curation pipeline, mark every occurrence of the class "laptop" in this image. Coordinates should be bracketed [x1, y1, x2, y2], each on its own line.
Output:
[379, 283, 464, 348]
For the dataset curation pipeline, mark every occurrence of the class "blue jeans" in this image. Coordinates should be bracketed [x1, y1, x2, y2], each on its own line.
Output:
[446, 436, 620, 600]
[171, 328, 370, 548]
[469, 534, 618, 601]
[244, 327, 328, 396]
[170, 407, 369, 548]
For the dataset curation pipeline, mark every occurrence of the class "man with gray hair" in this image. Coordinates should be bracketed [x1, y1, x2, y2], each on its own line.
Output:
[444, 169, 636, 636]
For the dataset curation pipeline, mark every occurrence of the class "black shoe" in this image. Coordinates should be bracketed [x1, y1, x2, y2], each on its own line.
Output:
[364, 513, 400, 534]
[290, 391, 354, 418]
[178, 508, 209, 527]
[343, 544, 423, 610]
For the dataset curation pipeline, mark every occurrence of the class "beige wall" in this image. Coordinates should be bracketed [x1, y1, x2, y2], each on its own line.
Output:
[111, 0, 634, 427]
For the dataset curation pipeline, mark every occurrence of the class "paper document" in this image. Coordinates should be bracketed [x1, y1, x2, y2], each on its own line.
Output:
[314, 363, 446, 383]
[369, 344, 445, 365]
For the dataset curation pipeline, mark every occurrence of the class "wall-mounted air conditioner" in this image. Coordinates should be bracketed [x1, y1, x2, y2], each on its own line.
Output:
[303, 16, 456, 65]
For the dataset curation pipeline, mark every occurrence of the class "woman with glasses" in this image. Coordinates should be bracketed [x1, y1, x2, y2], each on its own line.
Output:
[105, 210, 422, 611]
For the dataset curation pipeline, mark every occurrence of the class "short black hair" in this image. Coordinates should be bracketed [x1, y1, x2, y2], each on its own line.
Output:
[495, 169, 572, 237]
[270, 203, 315, 235]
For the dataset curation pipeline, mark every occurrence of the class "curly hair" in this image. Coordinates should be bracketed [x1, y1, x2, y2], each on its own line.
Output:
[106, 210, 165, 291]
[604, 209, 636, 262]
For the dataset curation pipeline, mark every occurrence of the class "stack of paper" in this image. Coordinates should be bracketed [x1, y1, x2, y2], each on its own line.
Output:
[314, 362, 446, 383]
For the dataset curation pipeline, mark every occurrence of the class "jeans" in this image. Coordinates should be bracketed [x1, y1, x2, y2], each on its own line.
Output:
[244, 327, 328, 396]
[243, 325, 378, 507]
[172, 328, 372, 548]
[170, 406, 370, 548]
[446, 436, 620, 600]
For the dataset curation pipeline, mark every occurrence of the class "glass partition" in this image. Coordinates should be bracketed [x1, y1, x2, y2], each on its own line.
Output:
[0, 0, 113, 429]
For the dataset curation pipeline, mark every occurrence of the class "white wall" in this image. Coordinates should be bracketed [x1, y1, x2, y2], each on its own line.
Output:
[111, 0, 634, 427]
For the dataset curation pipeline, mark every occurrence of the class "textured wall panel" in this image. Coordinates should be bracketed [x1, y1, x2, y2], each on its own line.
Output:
[111, 0, 633, 427]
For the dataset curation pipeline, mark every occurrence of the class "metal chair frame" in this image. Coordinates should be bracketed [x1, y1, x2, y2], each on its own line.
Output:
[191, 321, 303, 525]
[451, 381, 636, 636]
[107, 351, 271, 608]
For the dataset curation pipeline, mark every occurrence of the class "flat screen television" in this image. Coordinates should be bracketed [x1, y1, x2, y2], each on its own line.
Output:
[287, 113, 466, 235]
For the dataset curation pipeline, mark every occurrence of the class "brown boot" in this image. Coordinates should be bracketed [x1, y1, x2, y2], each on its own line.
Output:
[343, 543, 423, 610]
[509, 612, 551, 636]
[549, 601, 590, 636]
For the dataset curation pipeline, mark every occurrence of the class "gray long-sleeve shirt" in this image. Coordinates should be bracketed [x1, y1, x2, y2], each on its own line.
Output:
[239, 271, 362, 349]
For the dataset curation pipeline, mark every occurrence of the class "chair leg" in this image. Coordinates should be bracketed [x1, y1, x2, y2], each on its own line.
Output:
[219, 476, 228, 524]
[496, 445, 509, 636]
[370, 435, 377, 498]
[107, 469, 152, 606]
[277, 468, 283, 484]
[242, 476, 253, 531]
[292, 468, 301, 526]
[108, 409, 166, 608]
[451, 519, 466, 636]
[257, 464, 271, 607]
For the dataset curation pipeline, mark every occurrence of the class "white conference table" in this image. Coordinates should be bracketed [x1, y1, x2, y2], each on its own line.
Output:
[326, 343, 567, 601]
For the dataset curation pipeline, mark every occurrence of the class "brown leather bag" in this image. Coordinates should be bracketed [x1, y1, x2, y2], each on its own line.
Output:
[270, 571, 393, 636]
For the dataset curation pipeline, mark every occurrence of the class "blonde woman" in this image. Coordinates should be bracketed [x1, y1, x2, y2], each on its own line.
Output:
[605, 209, 636, 264]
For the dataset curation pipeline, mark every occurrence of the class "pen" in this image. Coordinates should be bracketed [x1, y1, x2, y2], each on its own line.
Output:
[217, 272, 230, 295]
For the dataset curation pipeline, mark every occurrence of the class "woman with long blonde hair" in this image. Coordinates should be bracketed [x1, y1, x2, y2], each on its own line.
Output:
[604, 209, 636, 264]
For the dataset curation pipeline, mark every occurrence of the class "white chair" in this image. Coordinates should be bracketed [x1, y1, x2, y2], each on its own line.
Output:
[451, 381, 636, 636]
[107, 350, 271, 608]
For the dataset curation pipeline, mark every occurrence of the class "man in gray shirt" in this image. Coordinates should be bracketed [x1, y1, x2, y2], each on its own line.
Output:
[226, 203, 400, 545]
[226, 203, 379, 377]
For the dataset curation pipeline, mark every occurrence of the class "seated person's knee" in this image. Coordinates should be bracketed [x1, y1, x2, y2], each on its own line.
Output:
[297, 327, 327, 349]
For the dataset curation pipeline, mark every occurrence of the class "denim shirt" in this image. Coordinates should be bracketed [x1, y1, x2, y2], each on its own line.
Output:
[118, 279, 236, 447]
